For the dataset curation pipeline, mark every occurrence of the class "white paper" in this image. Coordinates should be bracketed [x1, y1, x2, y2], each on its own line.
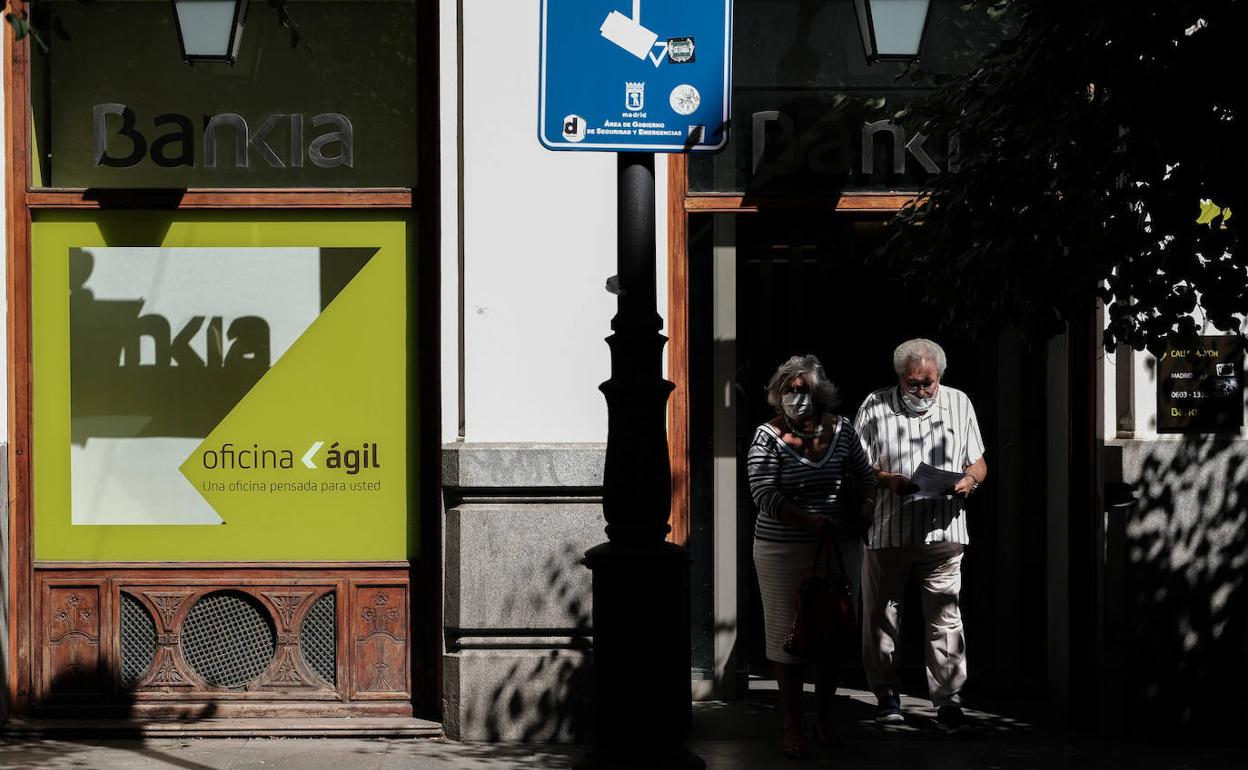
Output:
[907, 462, 967, 500]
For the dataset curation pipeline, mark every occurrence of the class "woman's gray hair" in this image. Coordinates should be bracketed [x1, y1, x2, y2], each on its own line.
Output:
[893, 338, 948, 378]
[765, 354, 841, 413]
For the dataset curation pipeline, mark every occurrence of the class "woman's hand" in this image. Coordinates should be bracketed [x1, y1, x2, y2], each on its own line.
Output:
[805, 513, 834, 537]
[857, 499, 874, 541]
[777, 501, 830, 535]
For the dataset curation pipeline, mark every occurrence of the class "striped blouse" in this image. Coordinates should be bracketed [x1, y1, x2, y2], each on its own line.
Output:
[747, 417, 878, 543]
[852, 384, 985, 548]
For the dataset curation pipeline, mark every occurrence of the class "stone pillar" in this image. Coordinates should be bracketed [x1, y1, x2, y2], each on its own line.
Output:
[441, 443, 605, 741]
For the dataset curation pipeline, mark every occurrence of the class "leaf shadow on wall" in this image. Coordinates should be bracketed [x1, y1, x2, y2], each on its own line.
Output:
[1109, 435, 1248, 739]
[460, 541, 594, 743]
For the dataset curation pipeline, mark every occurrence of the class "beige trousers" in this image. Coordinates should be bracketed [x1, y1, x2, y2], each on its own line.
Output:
[861, 542, 966, 707]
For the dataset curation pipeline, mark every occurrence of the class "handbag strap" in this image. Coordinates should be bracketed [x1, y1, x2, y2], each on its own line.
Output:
[811, 530, 850, 580]
[808, 417, 851, 580]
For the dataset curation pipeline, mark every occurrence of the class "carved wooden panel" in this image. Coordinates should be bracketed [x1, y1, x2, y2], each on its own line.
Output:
[33, 567, 412, 717]
[351, 586, 409, 698]
[255, 590, 333, 689]
[134, 590, 197, 689]
[44, 586, 102, 696]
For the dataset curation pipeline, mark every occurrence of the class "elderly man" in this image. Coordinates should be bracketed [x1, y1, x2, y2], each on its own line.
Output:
[853, 338, 986, 734]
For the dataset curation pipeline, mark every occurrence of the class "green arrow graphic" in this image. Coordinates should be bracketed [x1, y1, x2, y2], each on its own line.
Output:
[179, 247, 407, 553]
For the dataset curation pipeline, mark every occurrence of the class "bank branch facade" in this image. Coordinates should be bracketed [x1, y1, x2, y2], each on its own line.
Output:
[3, 0, 1245, 742]
[3, 0, 438, 727]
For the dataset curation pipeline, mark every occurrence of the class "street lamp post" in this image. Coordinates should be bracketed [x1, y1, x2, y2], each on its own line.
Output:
[170, 0, 250, 64]
[574, 154, 703, 769]
[853, 0, 932, 62]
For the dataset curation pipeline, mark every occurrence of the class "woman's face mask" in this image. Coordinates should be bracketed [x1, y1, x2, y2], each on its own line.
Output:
[781, 392, 815, 421]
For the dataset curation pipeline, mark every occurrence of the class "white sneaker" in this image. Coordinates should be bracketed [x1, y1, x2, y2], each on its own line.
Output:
[875, 695, 904, 724]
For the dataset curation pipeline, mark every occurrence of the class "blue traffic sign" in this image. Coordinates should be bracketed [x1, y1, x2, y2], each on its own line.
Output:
[539, 0, 733, 152]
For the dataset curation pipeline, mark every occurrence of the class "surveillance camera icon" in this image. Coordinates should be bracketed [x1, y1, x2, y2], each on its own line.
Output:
[600, 2, 659, 61]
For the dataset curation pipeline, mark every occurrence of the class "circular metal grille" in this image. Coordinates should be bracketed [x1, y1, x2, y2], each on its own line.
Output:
[119, 592, 157, 686]
[300, 592, 337, 685]
[182, 591, 276, 688]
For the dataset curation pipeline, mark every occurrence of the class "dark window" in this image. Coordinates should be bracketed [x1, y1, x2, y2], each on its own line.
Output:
[31, 0, 420, 188]
[689, 0, 1008, 195]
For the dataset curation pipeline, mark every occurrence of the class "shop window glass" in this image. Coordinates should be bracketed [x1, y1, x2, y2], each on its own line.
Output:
[689, 0, 1008, 195]
[30, 0, 419, 188]
[32, 212, 413, 561]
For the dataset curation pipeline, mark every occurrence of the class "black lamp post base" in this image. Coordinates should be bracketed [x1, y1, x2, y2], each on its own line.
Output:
[575, 540, 701, 770]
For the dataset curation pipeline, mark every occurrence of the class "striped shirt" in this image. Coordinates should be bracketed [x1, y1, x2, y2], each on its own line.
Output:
[853, 384, 985, 549]
[747, 417, 878, 543]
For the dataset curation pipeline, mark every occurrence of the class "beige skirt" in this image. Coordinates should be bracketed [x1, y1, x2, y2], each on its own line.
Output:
[753, 537, 863, 664]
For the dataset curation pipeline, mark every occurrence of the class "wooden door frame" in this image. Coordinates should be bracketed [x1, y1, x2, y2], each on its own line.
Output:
[4, 4, 442, 721]
[663, 152, 918, 546]
[5, 14, 35, 717]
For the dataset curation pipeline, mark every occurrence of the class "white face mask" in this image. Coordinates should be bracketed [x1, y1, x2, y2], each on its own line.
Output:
[781, 392, 815, 421]
[901, 390, 935, 414]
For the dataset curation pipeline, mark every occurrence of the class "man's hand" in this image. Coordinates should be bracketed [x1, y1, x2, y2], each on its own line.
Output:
[955, 458, 986, 498]
[888, 473, 918, 496]
[952, 474, 976, 497]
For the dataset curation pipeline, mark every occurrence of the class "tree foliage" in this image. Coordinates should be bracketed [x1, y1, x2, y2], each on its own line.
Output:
[881, 0, 1243, 353]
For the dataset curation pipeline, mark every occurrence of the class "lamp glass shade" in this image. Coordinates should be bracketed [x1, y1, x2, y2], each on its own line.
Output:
[172, 0, 248, 61]
[854, 0, 931, 60]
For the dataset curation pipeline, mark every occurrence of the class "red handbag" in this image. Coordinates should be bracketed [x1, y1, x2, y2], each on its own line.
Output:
[782, 537, 855, 662]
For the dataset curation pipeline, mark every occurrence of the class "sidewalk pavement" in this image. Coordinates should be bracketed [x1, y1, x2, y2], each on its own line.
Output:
[1, 688, 1244, 769]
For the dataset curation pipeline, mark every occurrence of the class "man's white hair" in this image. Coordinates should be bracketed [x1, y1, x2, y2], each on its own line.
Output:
[893, 338, 948, 378]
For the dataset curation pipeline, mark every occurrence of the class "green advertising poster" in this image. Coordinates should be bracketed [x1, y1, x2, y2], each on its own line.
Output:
[32, 212, 413, 561]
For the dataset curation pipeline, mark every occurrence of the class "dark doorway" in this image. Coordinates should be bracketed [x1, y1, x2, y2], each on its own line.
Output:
[687, 210, 1046, 708]
[734, 212, 978, 689]
[733, 213, 980, 433]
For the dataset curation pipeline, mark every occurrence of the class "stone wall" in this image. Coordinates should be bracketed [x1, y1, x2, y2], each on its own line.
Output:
[441, 443, 605, 741]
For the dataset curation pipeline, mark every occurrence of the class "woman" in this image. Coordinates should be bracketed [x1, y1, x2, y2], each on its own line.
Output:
[748, 355, 877, 759]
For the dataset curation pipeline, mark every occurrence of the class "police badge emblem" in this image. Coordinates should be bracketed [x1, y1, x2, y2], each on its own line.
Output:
[670, 84, 701, 116]
[667, 37, 695, 64]
[625, 82, 645, 112]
